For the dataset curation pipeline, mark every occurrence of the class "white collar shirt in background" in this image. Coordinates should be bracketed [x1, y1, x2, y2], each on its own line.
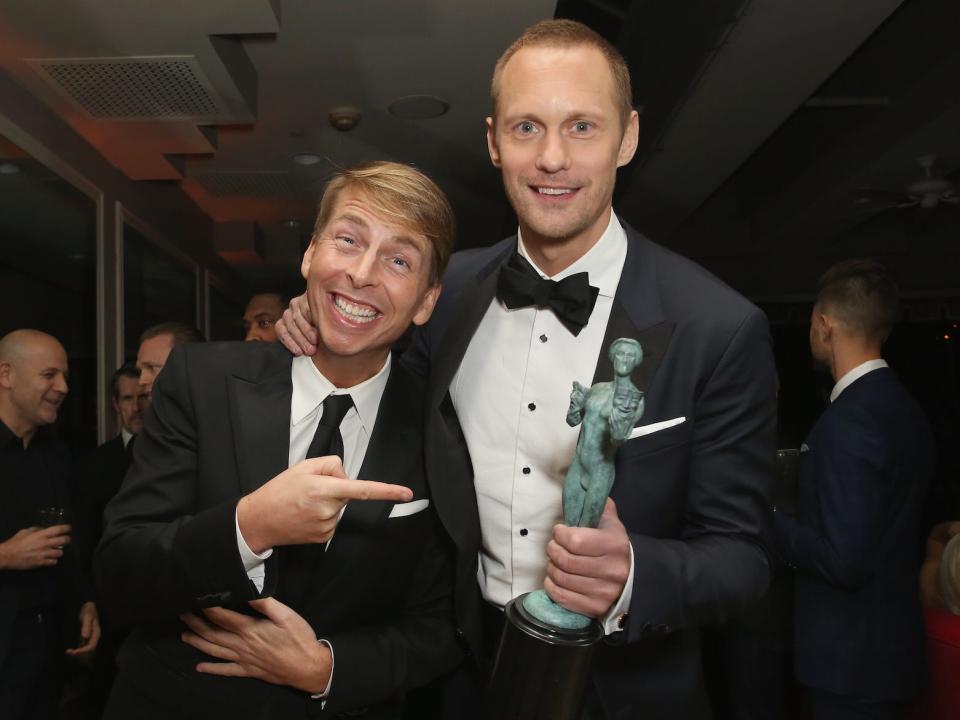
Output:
[830, 358, 888, 403]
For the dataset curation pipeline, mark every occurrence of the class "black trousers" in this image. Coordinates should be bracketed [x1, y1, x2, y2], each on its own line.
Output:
[0, 608, 64, 720]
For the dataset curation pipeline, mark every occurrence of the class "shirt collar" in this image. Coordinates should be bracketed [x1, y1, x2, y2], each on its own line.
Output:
[516, 210, 627, 299]
[830, 358, 888, 403]
[121, 428, 133, 447]
[290, 354, 391, 435]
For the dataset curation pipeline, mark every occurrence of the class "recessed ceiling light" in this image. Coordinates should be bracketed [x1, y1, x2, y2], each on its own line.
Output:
[292, 153, 322, 166]
[0, 162, 20, 175]
[388, 95, 450, 120]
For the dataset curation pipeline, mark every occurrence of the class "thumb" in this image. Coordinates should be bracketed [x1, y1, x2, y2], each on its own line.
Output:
[598, 497, 623, 528]
[300, 455, 347, 479]
[249, 597, 292, 622]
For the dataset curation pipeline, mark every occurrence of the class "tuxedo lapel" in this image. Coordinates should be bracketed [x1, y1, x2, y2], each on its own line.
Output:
[592, 222, 675, 404]
[428, 242, 514, 406]
[226, 356, 292, 496]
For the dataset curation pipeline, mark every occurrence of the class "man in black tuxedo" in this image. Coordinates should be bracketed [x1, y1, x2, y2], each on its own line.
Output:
[95, 161, 460, 720]
[775, 260, 934, 719]
[279, 20, 776, 719]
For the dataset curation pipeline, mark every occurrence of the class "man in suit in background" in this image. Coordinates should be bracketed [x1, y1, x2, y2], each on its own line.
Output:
[96, 161, 460, 720]
[279, 20, 777, 719]
[775, 259, 934, 719]
[0, 329, 99, 720]
[243, 292, 287, 343]
[135, 321, 204, 409]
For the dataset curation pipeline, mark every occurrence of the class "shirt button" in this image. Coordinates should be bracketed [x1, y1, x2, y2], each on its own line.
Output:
[527, 402, 536, 411]
[519, 528, 528, 537]
[522, 466, 531, 475]
[539, 334, 548, 343]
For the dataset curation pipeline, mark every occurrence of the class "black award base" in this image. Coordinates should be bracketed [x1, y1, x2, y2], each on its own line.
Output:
[483, 593, 603, 720]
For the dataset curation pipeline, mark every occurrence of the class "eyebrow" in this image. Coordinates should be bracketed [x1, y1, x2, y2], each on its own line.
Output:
[332, 213, 426, 256]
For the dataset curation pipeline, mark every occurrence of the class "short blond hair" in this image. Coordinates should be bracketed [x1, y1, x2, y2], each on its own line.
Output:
[490, 19, 633, 126]
[312, 161, 455, 285]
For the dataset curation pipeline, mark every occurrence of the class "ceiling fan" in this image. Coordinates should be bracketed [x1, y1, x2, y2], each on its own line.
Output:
[856, 154, 959, 210]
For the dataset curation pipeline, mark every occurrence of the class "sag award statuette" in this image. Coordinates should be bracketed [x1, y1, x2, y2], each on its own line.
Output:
[485, 338, 645, 720]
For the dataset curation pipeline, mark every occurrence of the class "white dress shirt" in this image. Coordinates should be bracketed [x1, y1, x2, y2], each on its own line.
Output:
[830, 358, 888, 403]
[121, 428, 133, 448]
[233, 353, 391, 701]
[451, 211, 634, 634]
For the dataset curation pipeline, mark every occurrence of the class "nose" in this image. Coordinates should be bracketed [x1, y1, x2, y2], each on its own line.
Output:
[535, 129, 570, 174]
[346, 247, 379, 287]
[244, 330, 261, 342]
[55, 374, 69, 395]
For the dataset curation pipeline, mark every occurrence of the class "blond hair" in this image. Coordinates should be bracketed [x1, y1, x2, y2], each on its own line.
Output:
[490, 19, 633, 126]
[312, 161, 455, 284]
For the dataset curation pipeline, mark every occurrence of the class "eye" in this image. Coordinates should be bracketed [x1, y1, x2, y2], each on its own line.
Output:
[516, 121, 537, 135]
[390, 256, 411, 270]
[572, 121, 592, 133]
[258, 320, 273, 328]
[336, 234, 357, 246]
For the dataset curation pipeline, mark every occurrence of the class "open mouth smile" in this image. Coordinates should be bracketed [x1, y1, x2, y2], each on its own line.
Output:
[531, 185, 578, 200]
[332, 294, 381, 324]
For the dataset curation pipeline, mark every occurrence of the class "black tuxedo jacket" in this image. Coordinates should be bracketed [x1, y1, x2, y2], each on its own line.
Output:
[404, 221, 778, 719]
[775, 367, 933, 702]
[96, 342, 459, 720]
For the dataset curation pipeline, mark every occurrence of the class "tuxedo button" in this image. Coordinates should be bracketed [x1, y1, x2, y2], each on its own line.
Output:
[522, 466, 531, 475]
[527, 402, 536, 411]
[539, 334, 548, 343]
[519, 528, 528, 537]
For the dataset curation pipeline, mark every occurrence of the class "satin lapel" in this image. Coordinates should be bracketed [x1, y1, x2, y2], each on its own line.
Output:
[428, 243, 514, 406]
[226, 356, 292, 495]
[592, 222, 675, 402]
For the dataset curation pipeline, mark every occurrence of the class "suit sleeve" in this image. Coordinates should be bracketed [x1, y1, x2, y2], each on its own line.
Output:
[621, 308, 777, 643]
[774, 405, 889, 590]
[94, 347, 261, 626]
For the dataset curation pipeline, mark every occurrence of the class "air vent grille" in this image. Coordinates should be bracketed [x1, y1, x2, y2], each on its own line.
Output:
[29, 56, 222, 120]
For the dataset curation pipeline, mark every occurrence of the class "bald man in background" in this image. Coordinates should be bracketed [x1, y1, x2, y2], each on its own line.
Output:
[0, 329, 99, 720]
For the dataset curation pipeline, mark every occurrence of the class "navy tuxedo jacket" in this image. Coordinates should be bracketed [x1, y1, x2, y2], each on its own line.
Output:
[96, 342, 459, 720]
[775, 366, 934, 702]
[404, 221, 778, 719]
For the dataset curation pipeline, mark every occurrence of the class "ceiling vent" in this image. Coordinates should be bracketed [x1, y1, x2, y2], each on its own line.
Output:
[191, 171, 302, 197]
[27, 55, 224, 121]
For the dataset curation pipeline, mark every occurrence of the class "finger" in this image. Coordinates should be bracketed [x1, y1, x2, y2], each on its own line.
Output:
[546, 559, 622, 599]
[41, 524, 71, 536]
[46, 534, 70, 548]
[248, 597, 293, 624]
[195, 661, 254, 678]
[552, 525, 620, 558]
[543, 576, 606, 618]
[299, 455, 347, 479]
[329, 479, 413, 503]
[179, 612, 240, 648]
[291, 297, 317, 345]
[546, 539, 624, 579]
[276, 320, 303, 356]
[181, 632, 242, 662]
[200, 606, 256, 633]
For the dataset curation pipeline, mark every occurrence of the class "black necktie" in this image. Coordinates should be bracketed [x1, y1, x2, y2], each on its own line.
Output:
[306, 394, 354, 461]
[496, 253, 599, 336]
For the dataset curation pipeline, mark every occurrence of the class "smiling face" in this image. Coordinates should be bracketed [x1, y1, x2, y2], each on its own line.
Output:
[301, 186, 441, 387]
[0, 333, 69, 437]
[487, 44, 639, 273]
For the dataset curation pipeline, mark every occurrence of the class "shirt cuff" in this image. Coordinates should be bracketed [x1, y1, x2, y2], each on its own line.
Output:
[309, 639, 334, 705]
[601, 541, 635, 635]
[235, 507, 273, 593]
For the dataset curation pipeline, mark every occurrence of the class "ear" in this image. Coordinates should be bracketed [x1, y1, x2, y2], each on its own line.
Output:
[486, 117, 502, 168]
[815, 312, 834, 343]
[616, 110, 640, 168]
[412, 283, 442, 327]
[111, 396, 120, 414]
[0, 361, 12, 390]
[301, 237, 317, 280]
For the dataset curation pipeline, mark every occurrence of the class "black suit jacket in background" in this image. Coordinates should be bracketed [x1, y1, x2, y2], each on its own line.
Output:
[775, 367, 934, 702]
[404, 221, 778, 719]
[72, 434, 130, 579]
[96, 342, 459, 720]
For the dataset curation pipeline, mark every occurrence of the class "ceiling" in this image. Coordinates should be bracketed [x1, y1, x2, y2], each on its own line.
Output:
[0, 0, 957, 301]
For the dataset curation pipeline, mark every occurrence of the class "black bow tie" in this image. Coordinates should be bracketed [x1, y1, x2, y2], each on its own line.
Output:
[496, 253, 599, 336]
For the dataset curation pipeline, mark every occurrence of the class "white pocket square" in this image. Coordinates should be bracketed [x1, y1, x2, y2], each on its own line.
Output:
[388, 499, 430, 518]
[628, 416, 686, 440]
